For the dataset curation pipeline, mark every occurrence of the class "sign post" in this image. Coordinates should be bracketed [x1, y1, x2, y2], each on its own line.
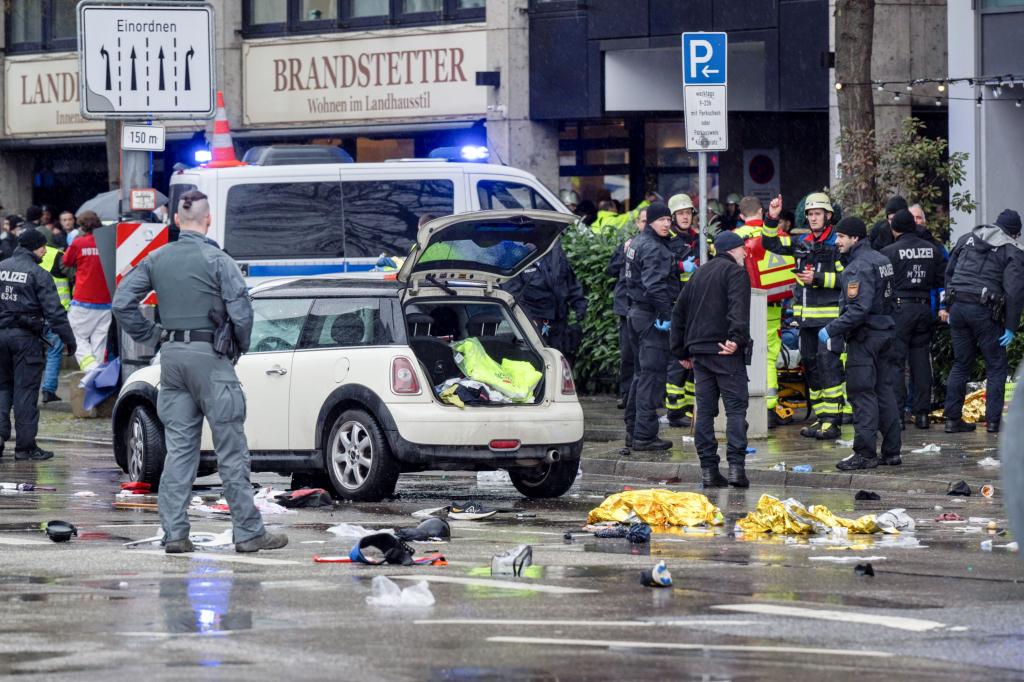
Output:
[681, 32, 729, 265]
[77, 0, 215, 220]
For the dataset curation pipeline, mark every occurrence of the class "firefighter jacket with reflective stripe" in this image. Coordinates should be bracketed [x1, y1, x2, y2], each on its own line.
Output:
[40, 245, 70, 311]
[761, 218, 843, 328]
[669, 227, 699, 283]
[734, 221, 796, 303]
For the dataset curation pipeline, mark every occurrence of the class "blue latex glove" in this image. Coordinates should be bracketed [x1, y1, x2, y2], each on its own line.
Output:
[818, 327, 830, 345]
[654, 319, 671, 332]
[682, 257, 696, 273]
[999, 328, 1014, 347]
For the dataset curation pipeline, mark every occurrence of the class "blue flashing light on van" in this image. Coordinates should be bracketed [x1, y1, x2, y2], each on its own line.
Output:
[194, 149, 212, 163]
[427, 145, 490, 162]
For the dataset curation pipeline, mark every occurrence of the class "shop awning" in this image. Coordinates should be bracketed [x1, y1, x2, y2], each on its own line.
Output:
[231, 118, 483, 139]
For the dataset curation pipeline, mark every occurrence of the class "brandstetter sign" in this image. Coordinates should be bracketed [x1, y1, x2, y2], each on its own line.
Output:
[242, 29, 487, 127]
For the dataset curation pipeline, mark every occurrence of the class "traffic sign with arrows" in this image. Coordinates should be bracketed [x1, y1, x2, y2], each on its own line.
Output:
[77, 2, 215, 119]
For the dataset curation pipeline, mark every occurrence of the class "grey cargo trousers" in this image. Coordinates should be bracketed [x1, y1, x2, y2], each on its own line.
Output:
[157, 341, 264, 544]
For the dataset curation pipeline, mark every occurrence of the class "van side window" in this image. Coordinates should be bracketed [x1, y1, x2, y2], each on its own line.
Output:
[225, 182, 343, 259]
[341, 180, 454, 258]
[477, 180, 554, 211]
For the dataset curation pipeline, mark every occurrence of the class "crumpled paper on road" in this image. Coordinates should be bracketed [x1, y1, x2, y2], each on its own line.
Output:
[586, 489, 724, 527]
[736, 494, 881, 535]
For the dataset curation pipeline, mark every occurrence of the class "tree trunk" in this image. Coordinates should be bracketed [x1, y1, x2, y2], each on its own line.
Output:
[105, 120, 121, 191]
[835, 0, 876, 208]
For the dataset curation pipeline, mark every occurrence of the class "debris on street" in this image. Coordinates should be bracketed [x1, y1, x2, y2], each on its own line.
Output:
[587, 489, 724, 527]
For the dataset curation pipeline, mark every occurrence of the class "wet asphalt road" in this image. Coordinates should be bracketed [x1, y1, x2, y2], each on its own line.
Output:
[0, 442, 1022, 681]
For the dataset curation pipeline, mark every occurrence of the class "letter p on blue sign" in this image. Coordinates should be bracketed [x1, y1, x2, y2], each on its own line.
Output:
[682, 32, 727, 86]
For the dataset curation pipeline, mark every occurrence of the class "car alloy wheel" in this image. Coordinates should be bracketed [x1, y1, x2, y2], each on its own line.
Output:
[128, 416, 146, 481]
[332, 420, 374, 490]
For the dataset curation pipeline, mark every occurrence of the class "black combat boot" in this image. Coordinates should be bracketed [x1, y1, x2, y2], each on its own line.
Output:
[701, 467, 728, 488]
[727, 465, 750, 488]
[816, 422, 841, 440]
[945, 419, 976, 433]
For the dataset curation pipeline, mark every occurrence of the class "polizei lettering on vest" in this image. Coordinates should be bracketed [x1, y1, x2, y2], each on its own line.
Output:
[898, 247, 934, 260]
[0, 271, 28, 284]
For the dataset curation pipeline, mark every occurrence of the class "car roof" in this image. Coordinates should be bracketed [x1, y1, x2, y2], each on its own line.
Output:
[170, 161, 544, 181]
[252, 276, 403, 299]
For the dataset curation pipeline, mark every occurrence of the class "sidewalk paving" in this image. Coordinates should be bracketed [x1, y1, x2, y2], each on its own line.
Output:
[579, 395, 1004, 494]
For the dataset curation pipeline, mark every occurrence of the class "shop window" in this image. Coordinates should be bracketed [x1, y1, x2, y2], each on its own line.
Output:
[350, 0, 389, 18]
[250, 0, 288, 24]
[301, 0, 338, 21]
[4, 0, 89, 52]
[243, 0, 484, 35]
[476, 180, 555, 211]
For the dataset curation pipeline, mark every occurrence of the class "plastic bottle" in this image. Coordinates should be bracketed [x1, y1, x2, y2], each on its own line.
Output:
[792, 464, 813, 473]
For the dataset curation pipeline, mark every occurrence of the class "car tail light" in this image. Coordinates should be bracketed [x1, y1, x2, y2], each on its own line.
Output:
[561, 356, 576, 395]
[391, 356, 421, 395]
[489, 439, 520, 451]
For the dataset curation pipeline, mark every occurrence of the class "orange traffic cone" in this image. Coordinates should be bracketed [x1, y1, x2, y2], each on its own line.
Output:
[205, 91, 244, 168]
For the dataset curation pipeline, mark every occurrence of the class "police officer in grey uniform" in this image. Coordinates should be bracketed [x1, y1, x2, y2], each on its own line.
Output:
[0, 229, 76, 460]
[113, 191, 287, 554]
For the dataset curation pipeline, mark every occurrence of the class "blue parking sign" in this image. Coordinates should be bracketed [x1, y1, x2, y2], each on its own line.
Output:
[682, 32, 727, 86]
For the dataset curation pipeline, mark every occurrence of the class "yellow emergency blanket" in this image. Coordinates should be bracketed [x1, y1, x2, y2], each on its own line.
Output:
[587, 489, 724, 528]
[452, 337, 542, 402]
[928, 384, 1015, 424]
[736, 494, 879, 535]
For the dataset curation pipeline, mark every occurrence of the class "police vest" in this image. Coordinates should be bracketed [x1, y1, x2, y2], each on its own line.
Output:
[40, 246, 70, 311]
[735, 224, 796, 303]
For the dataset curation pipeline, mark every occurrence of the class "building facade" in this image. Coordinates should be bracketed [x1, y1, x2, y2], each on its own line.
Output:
[948, 0, 1024, 240]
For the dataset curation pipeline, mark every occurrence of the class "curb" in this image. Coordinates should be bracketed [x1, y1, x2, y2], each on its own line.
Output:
[580, 457, 1000, 495]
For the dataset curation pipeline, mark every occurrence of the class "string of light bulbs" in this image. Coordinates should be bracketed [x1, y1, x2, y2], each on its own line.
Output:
[833, 75, 1023, 108]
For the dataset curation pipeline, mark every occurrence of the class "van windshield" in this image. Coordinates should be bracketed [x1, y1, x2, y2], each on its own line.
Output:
[224, 179, 454, 260]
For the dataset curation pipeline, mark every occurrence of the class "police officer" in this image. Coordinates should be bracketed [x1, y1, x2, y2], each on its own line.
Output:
[113, 191, 288, 554]
[762, 193, 847, 439]
[503, 242, 587, 363]
[820, 218, 901, 470]
[881, 209, 946, 429]
[670, 231, 752, 488]
[664, 194, 698, 426]
[868, 195, 909, 250]
[943, 209, 1024, 434]
[0, 229, 76, 460]
[607, 207, 647, 409]
[623, 202, 679, 451]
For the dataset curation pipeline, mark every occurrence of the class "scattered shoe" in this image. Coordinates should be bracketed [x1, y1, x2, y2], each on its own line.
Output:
[700, 467, 728, 488]
[727, 465, 750, 488]
[631, 437, 672, 452]
[836, 453, 879, 471]
[41, 390, 61, 404]
[235, 531, 289, 553]
[816, 422, 841, 440]
[945, 419, 976, 433]
[880, 454, 903, 466]
[15, 447, 54, 461]
[165, 538, 195, 554]
[986, 421, 1000, 434]
[914, 414, 930, 430]
[450, 501, 499, 520]
[800, 422, 821, 438]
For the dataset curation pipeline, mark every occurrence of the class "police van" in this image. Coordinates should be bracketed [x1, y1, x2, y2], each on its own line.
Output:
[166, 144, 569, 284]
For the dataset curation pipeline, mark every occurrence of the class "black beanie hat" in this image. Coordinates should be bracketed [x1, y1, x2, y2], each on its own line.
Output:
[645, 202, 671, 225]
[890, 209, 915, 234]
[714, 230, 745, 253]
[835, 217, 867, 239]
[885, 196, 909, 215]
[995, 209, 1022, 236]
[18, 229, 47, 251]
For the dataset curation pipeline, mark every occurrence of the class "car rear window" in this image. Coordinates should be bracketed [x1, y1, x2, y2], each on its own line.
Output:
[477, 180, 554, 211]
[224, 179, 454, 260]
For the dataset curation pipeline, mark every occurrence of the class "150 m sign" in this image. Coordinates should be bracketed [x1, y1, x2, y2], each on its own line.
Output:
[121, 124, 166, 151]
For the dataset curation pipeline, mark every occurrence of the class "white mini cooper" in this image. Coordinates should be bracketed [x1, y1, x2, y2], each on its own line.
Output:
[111, 210, 585, 501]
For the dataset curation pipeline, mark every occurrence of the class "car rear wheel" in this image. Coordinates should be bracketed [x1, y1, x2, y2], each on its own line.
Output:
[126, 405, 165, 488]
[509, 459, 579, 498]
[324, 409, 399, 502]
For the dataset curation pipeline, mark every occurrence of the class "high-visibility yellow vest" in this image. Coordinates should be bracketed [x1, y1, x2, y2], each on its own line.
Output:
[734, 223, 796, 302]
[40, 245, 71, 310]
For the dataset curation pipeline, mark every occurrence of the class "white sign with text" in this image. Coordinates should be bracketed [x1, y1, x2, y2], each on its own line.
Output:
[242, 29, 488, 126]
[684, 85, 728, 152]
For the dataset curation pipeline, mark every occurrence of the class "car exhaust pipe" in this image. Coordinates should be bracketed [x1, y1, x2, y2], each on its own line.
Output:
[545, 449, 561, 464]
